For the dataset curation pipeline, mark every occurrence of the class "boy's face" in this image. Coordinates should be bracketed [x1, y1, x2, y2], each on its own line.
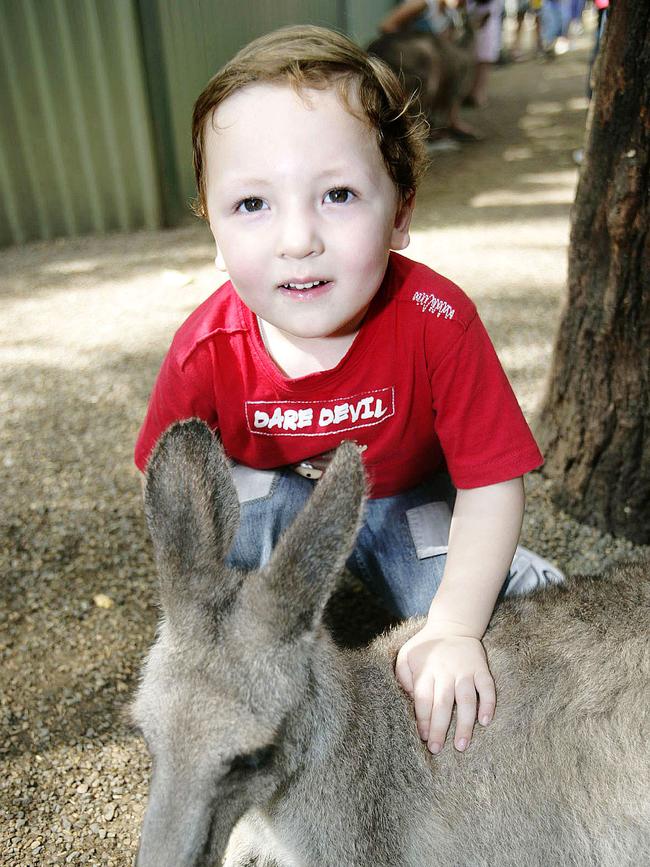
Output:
[203, 82, 414, 340]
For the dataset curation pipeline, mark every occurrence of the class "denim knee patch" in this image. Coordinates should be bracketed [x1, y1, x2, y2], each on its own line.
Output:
[230, 464, 278, 503]
[405, 501, 452, 559]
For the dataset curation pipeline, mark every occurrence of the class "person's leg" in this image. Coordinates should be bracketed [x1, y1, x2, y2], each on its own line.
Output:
[533, 6, 543, 52]
[540, 1, 552, 50]
[570, 0, 584, 24]
[225, 465, 313, 570]
[551, 1, 564, 46]
[512, 1, 528, 59]
[466, 63, 491, 108]
[348, 475, 565, 619]
[541, 0, 561, 52]
[347, 475, 456, 619]
[559, 0, 572, 37]
[553, 0, 572, 53]
[447, 101, 483, 141]
[467, 0, 504, 106]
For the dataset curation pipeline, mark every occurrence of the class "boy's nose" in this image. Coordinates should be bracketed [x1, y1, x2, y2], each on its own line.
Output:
[276, 207, 324, 259]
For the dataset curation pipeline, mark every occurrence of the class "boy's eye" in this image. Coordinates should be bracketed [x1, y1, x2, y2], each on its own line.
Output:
[237, 197, 267, 213]
[324, 188, 354, 205]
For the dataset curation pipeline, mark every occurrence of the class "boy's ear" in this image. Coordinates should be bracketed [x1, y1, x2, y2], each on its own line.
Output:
[390, 192, 415, 251]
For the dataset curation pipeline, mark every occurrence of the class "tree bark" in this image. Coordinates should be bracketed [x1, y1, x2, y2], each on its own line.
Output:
[536, 0, 650, 543]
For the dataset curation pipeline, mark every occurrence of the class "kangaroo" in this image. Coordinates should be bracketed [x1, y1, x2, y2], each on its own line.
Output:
[367, 12, 484, 138]
[132, 419, 650, 867]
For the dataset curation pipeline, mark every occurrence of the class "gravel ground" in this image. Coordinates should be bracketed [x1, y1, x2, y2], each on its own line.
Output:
[2, 25, 648, 867]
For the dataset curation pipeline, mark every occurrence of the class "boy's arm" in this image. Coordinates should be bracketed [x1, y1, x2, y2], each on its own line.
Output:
[395, 476, 525, 753]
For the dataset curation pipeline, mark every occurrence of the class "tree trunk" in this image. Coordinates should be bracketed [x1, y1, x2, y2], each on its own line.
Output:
[536, 0, 650, 543]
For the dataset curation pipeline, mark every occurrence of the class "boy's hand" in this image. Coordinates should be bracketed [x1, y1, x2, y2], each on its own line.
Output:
[395, 624, 495, 754]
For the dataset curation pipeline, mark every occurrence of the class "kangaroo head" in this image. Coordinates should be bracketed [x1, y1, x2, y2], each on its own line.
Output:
[132, 420, 366, 867]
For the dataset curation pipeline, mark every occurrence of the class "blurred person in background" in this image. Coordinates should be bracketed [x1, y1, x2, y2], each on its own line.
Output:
[464, 0, 505, 105]
[380, 0, 461, 39]
[381, 0, 504, 108]
[511, 0, 544, 59]
[567, 0, 586, 39]
[540, 0, 564, 56]
[554, 0, 585, 53]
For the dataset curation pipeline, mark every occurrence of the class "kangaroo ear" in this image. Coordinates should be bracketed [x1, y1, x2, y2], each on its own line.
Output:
[263, 441, 367, 639]
[144, 419, 241, 626]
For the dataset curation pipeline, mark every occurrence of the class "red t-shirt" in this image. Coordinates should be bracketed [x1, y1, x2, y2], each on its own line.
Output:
[135, 252, 543, 497]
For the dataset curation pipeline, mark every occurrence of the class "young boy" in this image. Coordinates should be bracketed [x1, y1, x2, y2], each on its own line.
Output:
[135, 24, 562, 757]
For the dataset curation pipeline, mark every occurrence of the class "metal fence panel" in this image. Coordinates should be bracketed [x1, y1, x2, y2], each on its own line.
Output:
[0, 0, 161, 246]
[347, 0, 394, 46]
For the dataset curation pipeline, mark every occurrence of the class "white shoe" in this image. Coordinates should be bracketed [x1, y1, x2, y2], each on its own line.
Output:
[506, 545, 565, 596]
[554, 36, 570, 55]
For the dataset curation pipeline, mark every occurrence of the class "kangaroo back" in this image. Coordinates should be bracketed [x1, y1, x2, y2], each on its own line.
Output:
[134, 421, 650, 867]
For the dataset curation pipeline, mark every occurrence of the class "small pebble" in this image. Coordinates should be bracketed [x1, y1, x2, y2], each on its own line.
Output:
[93, 594, 114, 610]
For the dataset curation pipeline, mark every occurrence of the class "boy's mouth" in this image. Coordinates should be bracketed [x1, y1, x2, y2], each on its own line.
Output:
[277, 279, 332, 300]
[278, 279, 330, 291]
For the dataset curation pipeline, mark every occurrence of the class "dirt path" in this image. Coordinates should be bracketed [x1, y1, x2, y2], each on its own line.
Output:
[1, 25, 647, 866]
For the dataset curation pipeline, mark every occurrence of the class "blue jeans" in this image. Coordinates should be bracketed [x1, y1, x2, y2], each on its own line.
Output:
[541, 0, 563, 44]
[226, 465, 463, 619]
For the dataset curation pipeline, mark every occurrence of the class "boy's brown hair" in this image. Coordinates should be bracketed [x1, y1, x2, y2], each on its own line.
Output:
[191, 24, 429, 220]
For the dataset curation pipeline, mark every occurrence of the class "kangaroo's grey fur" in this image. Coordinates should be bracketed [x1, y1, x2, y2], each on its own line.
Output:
[132, 420, 650, 867]
[367, 13, 481, 136]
